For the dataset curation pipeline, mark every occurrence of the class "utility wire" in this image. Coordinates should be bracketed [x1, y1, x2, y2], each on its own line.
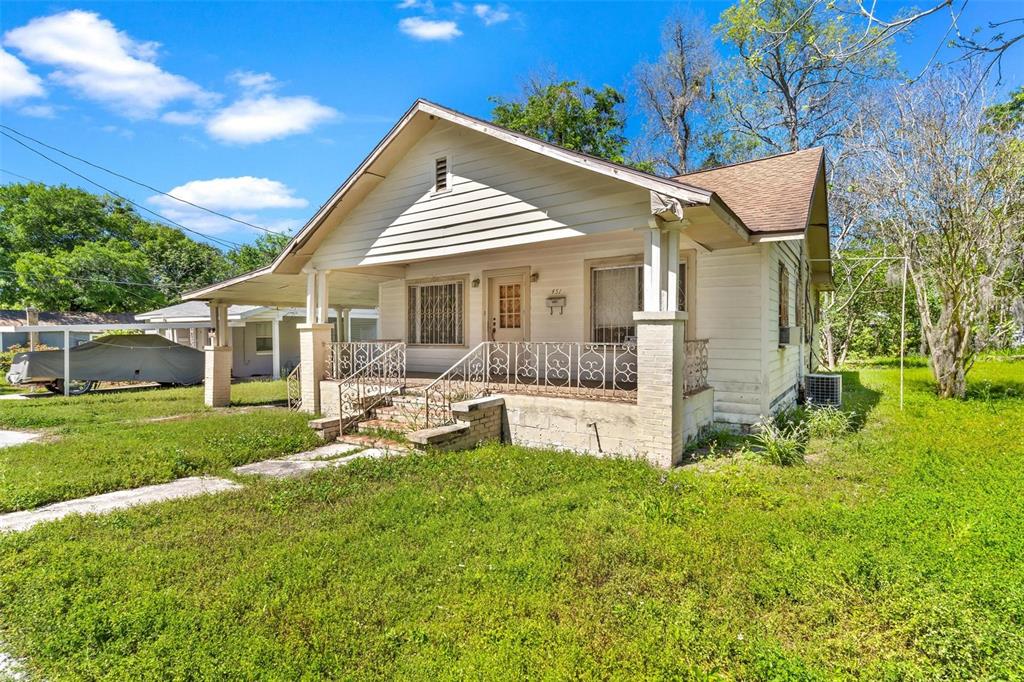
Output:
[0, 268, 169, 290]
[0, 130, 242, 249]
[0, 168, 40, 183]
[0, 124, 288, 237]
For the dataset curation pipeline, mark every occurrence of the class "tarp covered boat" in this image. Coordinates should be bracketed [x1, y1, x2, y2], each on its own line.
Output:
[5, 334, 204, 387]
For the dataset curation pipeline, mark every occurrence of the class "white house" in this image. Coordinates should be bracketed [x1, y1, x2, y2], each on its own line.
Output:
[183, 99, 832, 468]
[136, 302, 378, 379]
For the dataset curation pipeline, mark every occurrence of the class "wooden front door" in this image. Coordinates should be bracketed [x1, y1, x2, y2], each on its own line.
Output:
[488, 274, 527, 342]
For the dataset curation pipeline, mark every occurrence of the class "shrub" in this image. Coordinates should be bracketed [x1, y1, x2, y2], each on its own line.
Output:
[751, 416, 807, 466]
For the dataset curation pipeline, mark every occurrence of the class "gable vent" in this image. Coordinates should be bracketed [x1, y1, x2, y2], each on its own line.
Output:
[434, 156, 449, 192]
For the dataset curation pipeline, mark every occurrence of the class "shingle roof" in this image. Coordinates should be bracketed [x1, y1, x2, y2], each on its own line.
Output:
[674, 147, 825, 234]
[136, 302, 261, 320]
[0, 309, 137, 327]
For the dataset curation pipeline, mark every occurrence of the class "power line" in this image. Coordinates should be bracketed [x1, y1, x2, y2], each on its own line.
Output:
[0, 168, 40, 184]
[0, 124, 288, 237]
[0, 268, 168, 290]
[0, 130, 242, 250]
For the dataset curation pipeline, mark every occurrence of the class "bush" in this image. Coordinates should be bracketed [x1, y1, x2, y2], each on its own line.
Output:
[750, 416, 807, 466]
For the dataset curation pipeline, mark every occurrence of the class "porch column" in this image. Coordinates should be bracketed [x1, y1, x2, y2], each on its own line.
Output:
[271, 313, 282, 379]
[634, 310, 688, 468]
[298, 270, 331, 413]
[643, 228, 663, 311]
[204, 302, 233, 407]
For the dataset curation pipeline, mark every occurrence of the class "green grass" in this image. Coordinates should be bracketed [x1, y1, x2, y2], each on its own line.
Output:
[1, 362, 1023, 678]
[0, 381, 320, 512]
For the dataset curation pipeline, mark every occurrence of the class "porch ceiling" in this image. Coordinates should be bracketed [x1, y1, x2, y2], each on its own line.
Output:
[184, 267, 397, 308]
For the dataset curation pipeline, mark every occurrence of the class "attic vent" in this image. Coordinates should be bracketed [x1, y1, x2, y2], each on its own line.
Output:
[805, 373, 842, 407]
[434, 155, 449, 193]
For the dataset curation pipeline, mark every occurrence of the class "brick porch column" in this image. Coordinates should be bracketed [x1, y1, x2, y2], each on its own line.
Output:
[204, 346, 232, 407]
[634, 310, 687, 468]
[204, 302, 232, 407]
[297, 323, 332, 414]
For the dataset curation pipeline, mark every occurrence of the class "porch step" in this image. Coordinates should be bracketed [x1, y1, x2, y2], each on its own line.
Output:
[357, 418, 416, 434]
[373, 404, 426, 424]
[340, 432, 409, 451]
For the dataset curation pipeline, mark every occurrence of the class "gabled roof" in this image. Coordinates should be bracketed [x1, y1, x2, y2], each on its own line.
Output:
[135, 301, 261, 321]
[268, 98, 750, 275]
[0, 309, 137, 327]
[674, 148, 826, 234]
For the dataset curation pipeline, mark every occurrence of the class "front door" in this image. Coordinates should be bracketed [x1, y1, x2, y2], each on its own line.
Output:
[488, 274, 527, 342]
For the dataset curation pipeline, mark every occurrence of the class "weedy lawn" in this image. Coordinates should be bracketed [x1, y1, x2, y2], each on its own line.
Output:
[0, 381, 320, 512]
[0, 362, 1022, 679]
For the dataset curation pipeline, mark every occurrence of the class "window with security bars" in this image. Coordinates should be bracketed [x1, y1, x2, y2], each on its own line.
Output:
[591, 264, 642, 342]
[408, 281, 464, 345]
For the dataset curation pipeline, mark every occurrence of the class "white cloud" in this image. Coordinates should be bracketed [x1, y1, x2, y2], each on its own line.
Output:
[397, 0, 435, 11]
[148, 177, 307, 235]
[399, 16, 462, 41]
[0, 48, 45, 103]
[473, 4, 510, 25]
[161, 110, 204, 125]
[229, 70, 277, 94]
[152, 177, 308, 212]
[205, 95, 337, 144]
[19, 104, 56, 118]
[3, 10, 214, 118]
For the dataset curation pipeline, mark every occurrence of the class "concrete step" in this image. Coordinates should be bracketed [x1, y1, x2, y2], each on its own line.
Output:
[357, 418, 415, 434]
[341, 432, 409, 452]
[374, 404, 425, 420]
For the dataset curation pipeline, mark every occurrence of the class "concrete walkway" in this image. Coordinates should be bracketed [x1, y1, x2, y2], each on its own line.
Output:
[0, 430, 39, 448]
[0, 440, 410, 533]
[0, 476, 241, 533]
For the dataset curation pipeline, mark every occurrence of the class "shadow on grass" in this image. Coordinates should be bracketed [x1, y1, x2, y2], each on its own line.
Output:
[964, 378, 1024, 402]
[838, 370, 881, 430]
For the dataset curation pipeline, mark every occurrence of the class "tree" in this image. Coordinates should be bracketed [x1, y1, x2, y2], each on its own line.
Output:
[224, 232, 290, 277]
[716, 0, 896, 154]
[844, 66, 1024, 397]
[632, 13, 719, 174]
[134, 222, 228, 300]
[490, 79, 635, 166]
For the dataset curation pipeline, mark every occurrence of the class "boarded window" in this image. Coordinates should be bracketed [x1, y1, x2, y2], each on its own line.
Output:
[408, 281, 464, 345]
[591, 264, 642, 343]
[434, 156, 449, 193]
[778, 262, 790, 328]
[253, 322, 273, 355]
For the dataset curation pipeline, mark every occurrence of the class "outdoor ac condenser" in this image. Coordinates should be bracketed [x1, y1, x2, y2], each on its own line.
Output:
[805, 373, 842, 407]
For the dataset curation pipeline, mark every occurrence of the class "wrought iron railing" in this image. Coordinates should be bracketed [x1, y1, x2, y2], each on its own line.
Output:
[325, 340, 403, 380]
[423, 341, 638, 427]
[332, 342, 407, 429]
[685, 339, 710, 393]
[286, 363, 301, 411]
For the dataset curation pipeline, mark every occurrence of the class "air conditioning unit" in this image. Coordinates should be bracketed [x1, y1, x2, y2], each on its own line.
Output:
[805, 373, 842, 407]
[778, 326, 801, 346]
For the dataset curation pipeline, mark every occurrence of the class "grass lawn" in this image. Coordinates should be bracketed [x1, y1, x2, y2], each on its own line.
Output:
[0, 381, 320, 512]
[1, 362, 1023, 678]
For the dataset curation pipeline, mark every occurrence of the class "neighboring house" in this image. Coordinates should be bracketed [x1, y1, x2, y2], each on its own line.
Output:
[181, 99, 833, 468]
[136, 302, 378, 379]
[0, 309, 137, 351]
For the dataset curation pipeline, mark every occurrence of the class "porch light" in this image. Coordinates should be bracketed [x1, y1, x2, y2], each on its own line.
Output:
[472, 278, 480, 288]
[530, 272, 540, 282]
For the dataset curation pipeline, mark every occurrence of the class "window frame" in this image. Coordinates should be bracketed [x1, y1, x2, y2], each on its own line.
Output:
[584, 255, 644, 344]
[252, 321, 274, 356]
[406, 276, 468, 347]
[778, 261, 790, 329]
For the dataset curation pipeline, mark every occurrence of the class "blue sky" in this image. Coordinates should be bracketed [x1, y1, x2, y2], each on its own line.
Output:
[1, 0, 1019, 248]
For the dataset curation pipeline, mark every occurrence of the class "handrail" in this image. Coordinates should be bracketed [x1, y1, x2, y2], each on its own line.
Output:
[332, 341, 406, 429]
[422, 342, 490, 427]
[325, 340, 403, 380]
[422, 341, 639, 427]
[285, 363, 301, 411]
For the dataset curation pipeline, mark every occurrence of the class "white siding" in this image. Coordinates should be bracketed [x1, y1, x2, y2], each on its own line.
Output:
[310, 122, 651, 269]
[378, 232, 646, 373]
[694, 245, 765, 429]
[765, 241, 809, 414]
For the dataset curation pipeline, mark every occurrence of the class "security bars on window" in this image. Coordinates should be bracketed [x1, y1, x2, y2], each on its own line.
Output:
[408, 281, 464, 345]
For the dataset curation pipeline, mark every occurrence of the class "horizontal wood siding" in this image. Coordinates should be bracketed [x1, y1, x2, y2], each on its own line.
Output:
[694, 245, 764, 428]
[766, 240, 805, 413]
[309, 121, 650, 269]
